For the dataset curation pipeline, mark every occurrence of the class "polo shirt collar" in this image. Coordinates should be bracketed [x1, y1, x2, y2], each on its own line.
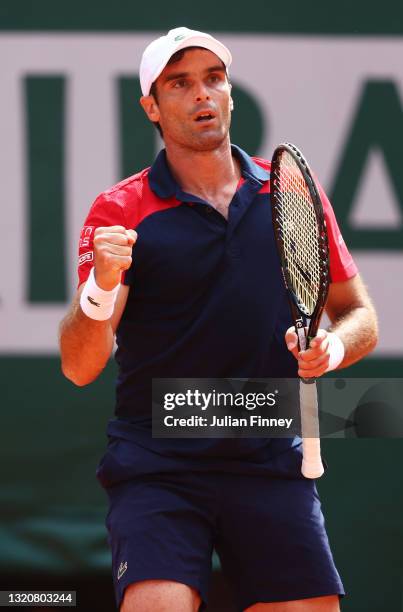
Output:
[148, 144, 269, 199]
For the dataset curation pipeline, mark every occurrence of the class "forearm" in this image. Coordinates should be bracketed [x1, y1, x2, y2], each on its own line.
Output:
[59, 291, 114, 386]
[286, 274, 379, 377]
[328, 303, 378, 369]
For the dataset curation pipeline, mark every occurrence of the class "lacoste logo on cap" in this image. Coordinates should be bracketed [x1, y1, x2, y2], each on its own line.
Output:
[174, 35, 186, 41]
[87, 296, 100, 307]
[117, 561, 128, 580]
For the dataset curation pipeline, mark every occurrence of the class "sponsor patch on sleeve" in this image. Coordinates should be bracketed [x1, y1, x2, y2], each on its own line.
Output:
[78, 251, 93, 266]
[79, 226, 94, 248]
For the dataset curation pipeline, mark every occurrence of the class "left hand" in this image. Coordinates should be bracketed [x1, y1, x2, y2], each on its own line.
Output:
[285, 327, 330, 379]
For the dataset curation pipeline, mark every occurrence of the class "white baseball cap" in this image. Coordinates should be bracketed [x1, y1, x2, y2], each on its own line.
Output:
[140, 26, 232, 96]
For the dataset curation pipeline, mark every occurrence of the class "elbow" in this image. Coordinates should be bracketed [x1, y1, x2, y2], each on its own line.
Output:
[365, 309, 379, 356]
[369, 324, 379, 354]
[61, 362, 95, 387]
[370, 307, 379, 350]
[71, 375, 92, 388]
[365, 335, 378, 358]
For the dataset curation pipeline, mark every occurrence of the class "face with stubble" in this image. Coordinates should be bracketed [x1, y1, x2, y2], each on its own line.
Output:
[140, 48, 233, 152]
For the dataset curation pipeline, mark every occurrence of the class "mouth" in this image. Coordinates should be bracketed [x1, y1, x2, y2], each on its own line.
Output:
[194, 110, 217, 123]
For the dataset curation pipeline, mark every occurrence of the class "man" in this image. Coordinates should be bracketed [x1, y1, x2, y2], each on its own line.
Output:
[59, 27, 378, 612]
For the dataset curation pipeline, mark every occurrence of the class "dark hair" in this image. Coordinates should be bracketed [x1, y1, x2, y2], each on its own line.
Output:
[148, 46, 227, 138]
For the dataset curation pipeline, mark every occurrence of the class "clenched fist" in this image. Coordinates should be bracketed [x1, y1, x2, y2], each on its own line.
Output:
[93, 226, 137, 290]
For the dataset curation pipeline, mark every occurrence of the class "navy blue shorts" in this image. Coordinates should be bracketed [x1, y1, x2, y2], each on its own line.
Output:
[105, 470, 344, 610]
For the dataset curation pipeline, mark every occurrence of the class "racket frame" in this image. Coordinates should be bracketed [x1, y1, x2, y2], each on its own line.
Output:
[270, 142, 330, 350]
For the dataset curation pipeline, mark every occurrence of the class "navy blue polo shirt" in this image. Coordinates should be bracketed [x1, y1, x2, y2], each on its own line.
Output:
[117, 146, 297, 407]
[77, 144, 355, 482]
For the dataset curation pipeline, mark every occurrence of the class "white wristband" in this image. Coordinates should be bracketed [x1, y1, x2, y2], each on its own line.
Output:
[325, 332, 345, 372]
[80, 267, 120, 321]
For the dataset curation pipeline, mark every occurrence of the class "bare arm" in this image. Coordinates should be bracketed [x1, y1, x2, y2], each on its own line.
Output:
[325, 274, 378, 368]
[59, 284, 129, 386]
[286, 273, 378, 378]
[59, 225, 136, 386]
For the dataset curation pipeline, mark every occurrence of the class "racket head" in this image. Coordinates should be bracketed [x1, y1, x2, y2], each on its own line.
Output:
[270, 143, 330, 340]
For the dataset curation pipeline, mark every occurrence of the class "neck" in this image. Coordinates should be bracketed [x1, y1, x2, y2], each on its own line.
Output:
[164, 138, 241, 197]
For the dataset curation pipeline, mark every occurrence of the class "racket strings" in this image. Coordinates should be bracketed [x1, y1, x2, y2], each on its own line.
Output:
[274, 152, 322, 316]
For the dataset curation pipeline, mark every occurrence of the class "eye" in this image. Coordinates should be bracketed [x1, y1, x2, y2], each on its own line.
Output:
[209, 74, 221, 83]
[173, 79, 187, 88]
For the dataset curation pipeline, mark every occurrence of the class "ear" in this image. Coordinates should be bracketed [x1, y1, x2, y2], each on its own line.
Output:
[140, 95, 160, 123]
[228, 82, 234, 111]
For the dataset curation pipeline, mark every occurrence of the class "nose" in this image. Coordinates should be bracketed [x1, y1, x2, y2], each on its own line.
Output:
[194, 81, 210, 103]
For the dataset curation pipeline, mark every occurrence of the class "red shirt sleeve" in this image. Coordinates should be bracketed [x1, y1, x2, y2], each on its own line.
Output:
[77, 193, 127, 288]
[317, 182, 358, 282]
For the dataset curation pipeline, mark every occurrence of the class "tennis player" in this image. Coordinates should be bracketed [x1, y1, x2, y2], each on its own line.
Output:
[59, 27, 378, 612]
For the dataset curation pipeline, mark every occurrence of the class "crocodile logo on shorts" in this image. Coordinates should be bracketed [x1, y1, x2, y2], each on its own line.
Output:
[117, 561, 128, 580]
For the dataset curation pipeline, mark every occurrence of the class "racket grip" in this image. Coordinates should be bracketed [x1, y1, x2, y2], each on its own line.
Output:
[300, 380, 324, 479]
[301, 439, 325, 479]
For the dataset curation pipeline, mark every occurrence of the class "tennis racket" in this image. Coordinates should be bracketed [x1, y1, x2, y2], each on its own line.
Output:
[270, 143, 330, 479]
